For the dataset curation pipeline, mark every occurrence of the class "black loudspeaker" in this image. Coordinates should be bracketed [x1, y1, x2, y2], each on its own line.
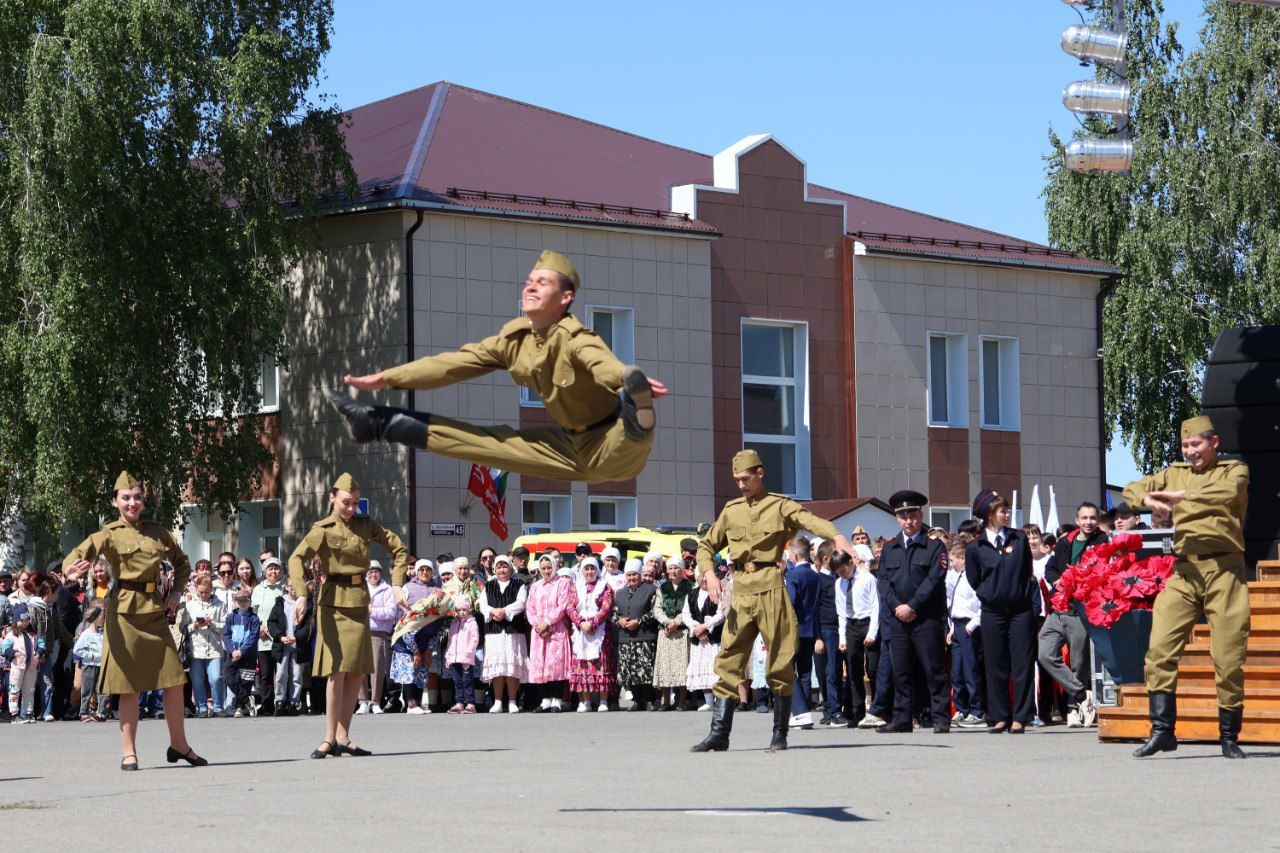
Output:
[1202, 326, 1280, 570]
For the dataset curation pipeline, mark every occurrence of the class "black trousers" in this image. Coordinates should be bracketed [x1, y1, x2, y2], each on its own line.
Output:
[888, 616, 951, 727]
[255, 653, 277, 711]
[841, 617, 871, 722]
[981, 607, 1037, 725]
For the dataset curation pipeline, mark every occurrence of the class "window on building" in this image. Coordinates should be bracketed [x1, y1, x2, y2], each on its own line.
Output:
[180, 506, 225, 563]
[930, 507, 966, 534]
[521, 494, 572, 535]
[588, 496, 637, 531]
[927, 332, 968, 428]
[259, 356, 280, 412]
[980, 336, 1020, 430]
[741, 320, 809, 498]
[521, 306, 635, 408]
[258, 501, 281, 556]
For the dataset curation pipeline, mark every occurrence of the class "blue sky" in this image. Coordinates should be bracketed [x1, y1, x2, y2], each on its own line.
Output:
[319, 0, 1212, 486]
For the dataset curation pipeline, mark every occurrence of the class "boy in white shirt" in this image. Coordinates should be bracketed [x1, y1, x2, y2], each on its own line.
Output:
[946, 537, 986, 727]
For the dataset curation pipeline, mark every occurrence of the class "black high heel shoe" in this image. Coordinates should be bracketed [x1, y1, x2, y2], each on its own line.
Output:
[334, 741, 372, 757]
[166, 746, 208, 766]
[120, 754, 139, 772]
[310, 740, 341, 759]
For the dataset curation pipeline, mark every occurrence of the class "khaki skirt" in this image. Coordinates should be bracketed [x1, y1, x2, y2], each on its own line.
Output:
[100, 601, 186, 695]
[313, 605, 374, 677]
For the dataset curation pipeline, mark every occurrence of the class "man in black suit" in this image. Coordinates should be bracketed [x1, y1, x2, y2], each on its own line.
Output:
[876, 490, 952, 734]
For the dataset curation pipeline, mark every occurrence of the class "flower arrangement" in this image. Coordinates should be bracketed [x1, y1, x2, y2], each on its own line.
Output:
[391, 588, 456, 643]
[1051, 533, 1176, 628]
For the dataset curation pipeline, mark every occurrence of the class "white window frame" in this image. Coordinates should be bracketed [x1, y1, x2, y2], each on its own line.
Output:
[587, 496, 638, 531]
[179, 504, 226, 564]
[740, 318, 811, 499]
[929, 507, 967, 533]
[258, 356, 280, 414]
[520, 493, 573, 536]
[979, 335, 1021, 431]
[519, 306, 635, 408]
[926, 331, 968, 429]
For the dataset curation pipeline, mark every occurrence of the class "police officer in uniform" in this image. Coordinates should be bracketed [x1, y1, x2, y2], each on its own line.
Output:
[327, 250, 665, 484]
[289, 473, 410, 759]
[1125, 415, 1251, 759]
[876, 489, 952, 734]
[689, 449, 856, 752]
[63, 472, 207, 771]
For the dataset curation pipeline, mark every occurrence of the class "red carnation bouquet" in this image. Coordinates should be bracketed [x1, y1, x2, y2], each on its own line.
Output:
[1051, 533, 1176, 628]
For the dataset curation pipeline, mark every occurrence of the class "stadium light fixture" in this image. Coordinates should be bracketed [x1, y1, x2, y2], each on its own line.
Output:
[1063, 80, 1131, 115]
[1064, 138, 1132, 173]
[1061, 24, 1127, 66]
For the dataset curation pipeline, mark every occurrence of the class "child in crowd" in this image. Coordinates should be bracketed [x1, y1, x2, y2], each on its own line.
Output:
[267, 580, 305, 716]
[445, 600, 480, 713]
[72, 605, 106, 722]
[751, 633, 771, 713]
[222, 588, 261, 717]
[946, 536, 987, 728]
[391, 616, 446, 715]
[2, 603, 44, 723]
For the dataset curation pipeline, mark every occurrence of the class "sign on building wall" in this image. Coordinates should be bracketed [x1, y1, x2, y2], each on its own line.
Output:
[430, 523, 465, 537]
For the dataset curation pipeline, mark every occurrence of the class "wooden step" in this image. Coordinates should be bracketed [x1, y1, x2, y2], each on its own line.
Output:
[1171, 663, 1280, 688]
[1179, 643, 1280, 666]
[1246, 581, 1280, 603]
[1117, 683, 1280, 711]
[1097, 704, 1280, 743]
[1192, 624, 1280, 642]
[1257, 561, 1280, 581]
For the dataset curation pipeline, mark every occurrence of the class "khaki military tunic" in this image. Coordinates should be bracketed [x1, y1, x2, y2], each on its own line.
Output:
[695, 492, 840, 698]
[1124, 459, 1251, 708]
[64, 519, 191, 694]
[380, 315, 652, 483]
[287, 513, 410, 677]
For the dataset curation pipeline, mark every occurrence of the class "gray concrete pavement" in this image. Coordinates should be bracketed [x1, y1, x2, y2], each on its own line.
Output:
[1, 712, 1276, 849]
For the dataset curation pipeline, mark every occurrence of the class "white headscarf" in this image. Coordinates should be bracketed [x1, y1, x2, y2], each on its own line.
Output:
[572, 568, 609, 660]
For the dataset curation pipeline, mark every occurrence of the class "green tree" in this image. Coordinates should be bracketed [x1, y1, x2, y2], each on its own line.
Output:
[1044, 1, 1280, 471]
[0, 0, 355, 569]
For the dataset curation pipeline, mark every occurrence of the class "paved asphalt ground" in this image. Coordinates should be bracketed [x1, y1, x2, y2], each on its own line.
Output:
[1, 711, 1276, 849]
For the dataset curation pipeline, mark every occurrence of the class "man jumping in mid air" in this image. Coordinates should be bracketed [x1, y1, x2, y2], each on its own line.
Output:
[327, 250, 666, 483]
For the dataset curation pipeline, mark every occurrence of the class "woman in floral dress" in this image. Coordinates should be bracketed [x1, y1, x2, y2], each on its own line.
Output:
[527, 555, 572, 712]
[566, 558, 615, 712]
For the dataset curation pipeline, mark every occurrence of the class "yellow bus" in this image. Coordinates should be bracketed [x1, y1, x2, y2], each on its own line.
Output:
[512, 525, 705, 565]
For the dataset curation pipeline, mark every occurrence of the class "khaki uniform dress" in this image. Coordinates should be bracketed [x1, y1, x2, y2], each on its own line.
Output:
[287, 514, 410, 677]
[380, 315, 651, 483]
[1123, 458, 1252, 709]
[63, 520, 190, 694]
[696, 493, 839, 699]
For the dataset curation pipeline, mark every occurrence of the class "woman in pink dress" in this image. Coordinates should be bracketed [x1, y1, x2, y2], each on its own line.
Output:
[566, 558, 616, 712]
[526, 555, 572, 712]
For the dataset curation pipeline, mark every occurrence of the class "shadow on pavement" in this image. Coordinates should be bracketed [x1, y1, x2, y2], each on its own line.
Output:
[159, 747, 513, 769]
[1164, 750, 1280, 761]
[562, 806, 866, 823]
[791, 742, 951, 751]
[0, 777, 42, 783]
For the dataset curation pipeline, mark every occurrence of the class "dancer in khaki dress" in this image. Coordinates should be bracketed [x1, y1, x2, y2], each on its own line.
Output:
[288, 473, 409, 758]
[63, 472, 207, 771]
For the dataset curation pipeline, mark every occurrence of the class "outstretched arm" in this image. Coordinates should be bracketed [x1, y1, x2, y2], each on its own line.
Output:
[348, 334, 510, 392]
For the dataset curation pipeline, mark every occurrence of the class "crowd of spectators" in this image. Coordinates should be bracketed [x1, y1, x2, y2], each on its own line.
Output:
[0, 502, 1144, 725]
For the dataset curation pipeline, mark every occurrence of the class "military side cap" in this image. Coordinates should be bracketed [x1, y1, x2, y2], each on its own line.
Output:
[532, 250, 580, 292]
[887, 489, 928, 514]
[851, 525, 867, 537]
[114, 471, 141, 492]
[1180, 415, 1215, 440]
[332, 472, 360, 492]
[732, 449, 763, 473]
[971, 488, 1002, 520]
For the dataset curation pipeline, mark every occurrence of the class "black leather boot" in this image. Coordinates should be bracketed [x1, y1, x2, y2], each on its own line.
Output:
[619, 365, 654, 441]
[1219, 707, 1246, 759]
[1132, 691, 1178, 758]
[768, 699, 790, 751]
[326, 389, 430, 447]
[690, 697, 734, 752]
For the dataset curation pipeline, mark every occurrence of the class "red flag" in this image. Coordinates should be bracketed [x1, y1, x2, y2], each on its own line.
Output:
[467, 464, 509, 540]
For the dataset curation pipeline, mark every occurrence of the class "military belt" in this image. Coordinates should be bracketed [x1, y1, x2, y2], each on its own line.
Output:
[118, 579, 156, 593]
[568, 403, 621, 435]
[334, 573, 366, 586]
[732, 561, 779, 571]
[1180, 550, 1240, 562]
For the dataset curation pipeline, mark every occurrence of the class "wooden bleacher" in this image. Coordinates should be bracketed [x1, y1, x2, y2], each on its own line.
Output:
[1097, 561, 1280, 743]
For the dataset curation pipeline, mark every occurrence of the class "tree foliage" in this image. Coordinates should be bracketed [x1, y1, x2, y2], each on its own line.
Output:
[1044, 1, 1280, 470]
[0, 0, 355, 549]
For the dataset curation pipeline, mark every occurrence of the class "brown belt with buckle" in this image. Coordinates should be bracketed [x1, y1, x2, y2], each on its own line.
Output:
[118, 579, 156, 593]
[1181, 550, 1240, 562]
[732, 561, 779, 572]
[334, 573, 365, 586]
[569, 404, 621, 435]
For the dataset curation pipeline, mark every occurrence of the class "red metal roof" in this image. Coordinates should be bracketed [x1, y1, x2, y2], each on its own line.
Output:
[341, 81, 1115, 271]
[800, 497, 894, 521]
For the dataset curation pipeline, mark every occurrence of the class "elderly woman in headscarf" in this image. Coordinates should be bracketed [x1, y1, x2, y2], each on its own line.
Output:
[565, 557, 615, 712]
[651, 555, 695, 711]
[527, 554, 572, 712]
[612, 558, 659, 711]
[683, 563, 728, 710]
[480, 555, 529, 713]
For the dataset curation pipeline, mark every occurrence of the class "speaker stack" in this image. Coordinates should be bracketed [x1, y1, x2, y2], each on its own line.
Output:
[1203, 325, 1280, 570]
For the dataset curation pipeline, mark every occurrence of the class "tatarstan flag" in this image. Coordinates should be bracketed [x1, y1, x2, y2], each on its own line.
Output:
[468, 464, 509, 540]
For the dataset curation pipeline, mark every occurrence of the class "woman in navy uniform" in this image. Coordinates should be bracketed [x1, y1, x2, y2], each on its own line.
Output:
[875, 490, 953, 734]
[965, 489, 1037, 733]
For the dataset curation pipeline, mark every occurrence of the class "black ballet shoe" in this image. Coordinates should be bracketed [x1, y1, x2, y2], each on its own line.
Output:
[120, 754, 139, 772]
[166, 745, 208, 766]
[310, 740, 340, 759]
[335, 741, 372, 757]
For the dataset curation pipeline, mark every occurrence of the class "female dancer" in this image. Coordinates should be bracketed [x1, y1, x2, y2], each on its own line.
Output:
[63, 472, 206, 771]
[288, 473, 409, 758]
